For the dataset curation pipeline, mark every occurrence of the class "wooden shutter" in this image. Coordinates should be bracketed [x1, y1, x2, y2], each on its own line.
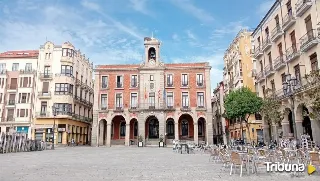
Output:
[42, 82, 49, 93]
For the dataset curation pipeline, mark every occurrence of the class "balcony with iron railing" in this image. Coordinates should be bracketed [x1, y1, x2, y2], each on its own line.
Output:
[20, 69, 36, 74]
[271, 25, 283, 42]
[7, 99, 15, 105]
[282, 12, 296, 31]
[38, 91, 51, 99]
[0, 70, 7, 75]
[254, 45, 263, 59]
[39, 73, 53, 80]
[180, 105, 191, 112]
[255, 71, 265, 83]
[6, 117, 14, 122]
[35, 111, 50, 118]
[299, 29, 319, 52]
[116, 82, 123, 89]
[114, 105, 124, 112]
[264, 64, 275, 77]
[285, 44, 300, 62]
[197, 81, 204, 87]
[273, 55, 286, 70]
[166, 83, 174, 87]
[181, 82, 189, 87]
[262, 36, 272, 51]
[296, 0, 312, 17]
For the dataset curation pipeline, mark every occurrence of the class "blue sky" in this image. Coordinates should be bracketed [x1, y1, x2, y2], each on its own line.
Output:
[0, 0, 275, 88]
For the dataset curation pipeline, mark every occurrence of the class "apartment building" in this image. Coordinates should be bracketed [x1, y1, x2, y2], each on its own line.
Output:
[33, 41, 94, 145]
[0, 50, 38, 139]
[91, 37, 213, 147]
[252, 0, 320, 143]
[223, 29, 263, 143]
[211, 82, 227, 145]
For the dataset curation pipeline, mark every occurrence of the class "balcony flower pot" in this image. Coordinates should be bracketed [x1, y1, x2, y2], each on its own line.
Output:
[138, 135, 144, 147]
[159, 134, 164, 147]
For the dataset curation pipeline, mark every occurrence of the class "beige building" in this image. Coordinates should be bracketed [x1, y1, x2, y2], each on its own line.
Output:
[211, 82, 227, 145]
[33, 41, 94, 145]
[252, 0, 320, 144]
[0, 50, 39, 138]
[223, 29, 263, 144]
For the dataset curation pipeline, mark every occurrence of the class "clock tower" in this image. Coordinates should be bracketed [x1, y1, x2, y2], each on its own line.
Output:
[144, 37, 161, 66]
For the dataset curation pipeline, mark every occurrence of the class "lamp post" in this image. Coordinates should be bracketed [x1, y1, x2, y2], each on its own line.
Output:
[282, 73, 298, 140]
[52, 106, 57, 150]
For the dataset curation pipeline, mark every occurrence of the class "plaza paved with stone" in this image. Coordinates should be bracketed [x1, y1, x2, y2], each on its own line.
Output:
[0, 146, 319, 181]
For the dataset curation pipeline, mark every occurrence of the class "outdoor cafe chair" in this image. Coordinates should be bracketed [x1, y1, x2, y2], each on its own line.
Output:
[229, 152, 246, 177]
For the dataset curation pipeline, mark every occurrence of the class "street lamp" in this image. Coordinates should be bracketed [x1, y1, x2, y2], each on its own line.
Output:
[52, 105, 57, 150]
[282, 73, 298, 140]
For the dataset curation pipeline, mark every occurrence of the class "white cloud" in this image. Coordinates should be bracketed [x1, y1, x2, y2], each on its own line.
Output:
[80, 0, 100, 11]
[0, 1, 145, 66]
[172, 33, 180, 41]
[211, 20, 249, 39]
[129, 0, 154, 16]
[186, 30, 196, 41]
[257, 0, 274, 17]
[170, 0, 214, 23]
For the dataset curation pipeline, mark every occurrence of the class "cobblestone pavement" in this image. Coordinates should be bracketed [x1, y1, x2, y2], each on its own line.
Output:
[0, 147, 319, 181]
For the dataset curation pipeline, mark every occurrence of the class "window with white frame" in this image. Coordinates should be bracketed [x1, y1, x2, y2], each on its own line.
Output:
[101, 94, 107, 110]
[166, 74, 173, 86]
[182, 92, 189, 107]
[197, 92, 205, 108]
[181, 74, 188, 86]
[166, 92, 173, 108]
[116, 75, 123, 88]
[115, 93, 122, 108]
[196, 74, 204, 86]
[101, 76, 108, 89]
[12, 63, 19, 71]
[131, 75, 138, 87]
[130, 93, 138, 109]
[25, 63, 32, 71]
[0, 63, 6, 73]
[149, 92, 155, 108]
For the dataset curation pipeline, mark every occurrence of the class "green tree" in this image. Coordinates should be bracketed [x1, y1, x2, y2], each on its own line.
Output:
[305, 70, 320, 120]
[260, 92, 284, 141]
[224, 87, 263, 141]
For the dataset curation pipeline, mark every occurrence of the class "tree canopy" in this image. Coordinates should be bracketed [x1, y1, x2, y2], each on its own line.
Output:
[260, 96, 283, 125]
[224, 87, 263, 121]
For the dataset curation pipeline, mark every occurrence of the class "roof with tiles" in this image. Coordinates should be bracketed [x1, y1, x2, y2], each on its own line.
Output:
[95, 62, 209, 69]
[0, 50, 39, 58]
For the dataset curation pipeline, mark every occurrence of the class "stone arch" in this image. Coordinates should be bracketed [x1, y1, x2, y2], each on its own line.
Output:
[145, 115, 159, 139]
[296, 103, 313, 140]
[145, 115, 159, 122]
[129, 118, 138, 140]
[98, 119, 107, 146]
[283, 107, 294, 138]
[197, 117, 206, 142]
[178, 113, 194, 141]
[111, 115, 126, 143]
[166, 118, 175, 139]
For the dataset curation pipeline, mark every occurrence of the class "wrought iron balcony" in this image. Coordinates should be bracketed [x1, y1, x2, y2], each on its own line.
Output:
[166, 83, 173, 87]
[39, 73, 53, 79]
[296, 0, 312, 17]
[197, 82, 204, 87]
[299, 29, 319, 52]
[255, 71, 265, 83]
[38, 91, 51, 98]
[20, 69, 36, 74]
[114, 106, 124, 112]
[286, 44, 300, 62]
[282, 12, 296, 31]
[35, 112, 50, 118]
[264, 64, 275, 77]
[253, 45, 263, 58]
[0, 70, 7, 75]
[181, 83, 188, 87]
[7, 100, 15, 105]
[180, 106, 191, 112]
[271, 25, 283, 42]
[262, 37, 272, 51]
[273, 55, 286, 70]
[116, 82, 123, 88]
